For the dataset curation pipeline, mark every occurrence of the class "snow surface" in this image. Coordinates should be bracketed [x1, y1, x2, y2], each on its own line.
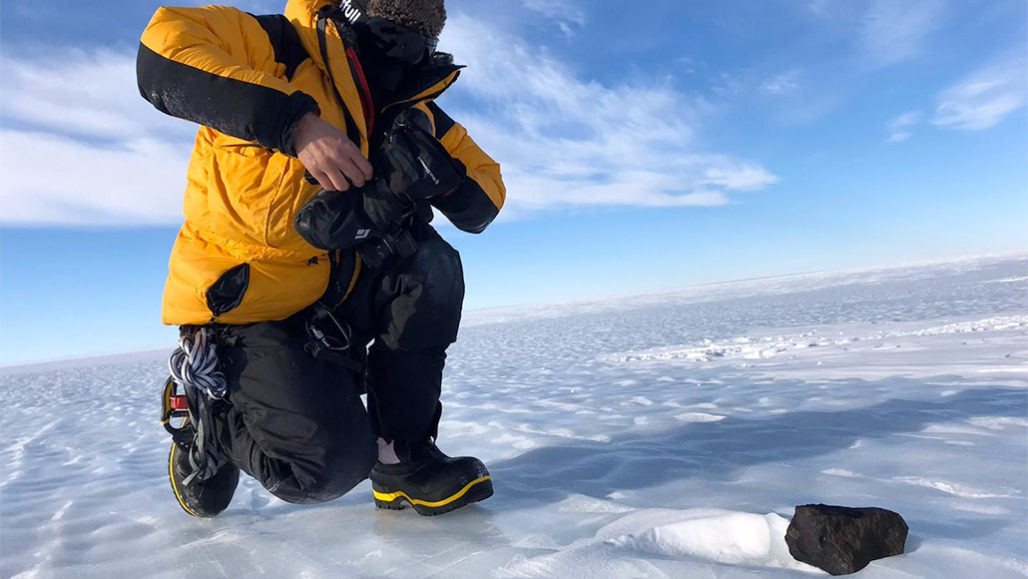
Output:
[2, 255, 1026, 578]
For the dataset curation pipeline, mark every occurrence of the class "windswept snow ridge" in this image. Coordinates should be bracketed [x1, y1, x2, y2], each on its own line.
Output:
[606, 314, 1028, 362]
[2, 256, 1026, 578]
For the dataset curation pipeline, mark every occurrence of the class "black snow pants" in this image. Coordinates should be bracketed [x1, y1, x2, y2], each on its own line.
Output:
[211, 223, 465, 504]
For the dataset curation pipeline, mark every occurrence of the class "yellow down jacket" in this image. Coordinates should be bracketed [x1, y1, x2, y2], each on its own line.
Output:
[138, 0, 505, 326]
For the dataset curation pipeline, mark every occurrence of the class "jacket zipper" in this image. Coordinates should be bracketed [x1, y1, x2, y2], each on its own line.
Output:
[345, 46, 375, 137]
[316, 15, 364, 150]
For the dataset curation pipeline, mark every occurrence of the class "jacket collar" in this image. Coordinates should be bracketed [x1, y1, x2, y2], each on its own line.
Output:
[318, 3, 462, 109]
[285, 0, 461, 149]
[382, 55, 463, 113]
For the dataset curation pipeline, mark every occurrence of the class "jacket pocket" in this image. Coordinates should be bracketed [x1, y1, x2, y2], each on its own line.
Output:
[206, 263, 251, 318]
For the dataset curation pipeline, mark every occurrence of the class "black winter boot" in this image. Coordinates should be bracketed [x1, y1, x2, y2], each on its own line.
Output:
[371, 440, 492, 516]
[164, 381, 239, 518]
[168, 432, 240, 518]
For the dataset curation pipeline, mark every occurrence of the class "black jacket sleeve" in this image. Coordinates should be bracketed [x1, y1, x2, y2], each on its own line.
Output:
[425, 103, 506, 233]
[137, 6, 318, 155]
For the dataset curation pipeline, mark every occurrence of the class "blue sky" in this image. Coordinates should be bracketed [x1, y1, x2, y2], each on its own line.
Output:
[1, 0, 1025, 364]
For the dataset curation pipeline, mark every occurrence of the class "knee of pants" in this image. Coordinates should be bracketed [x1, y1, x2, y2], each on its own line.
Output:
[381, 234, 465, 350]
[266, 471, 358, 505]
[409, 234, 465, 309]
[228, 406, 377, 505]
[264, 445, 376, 505]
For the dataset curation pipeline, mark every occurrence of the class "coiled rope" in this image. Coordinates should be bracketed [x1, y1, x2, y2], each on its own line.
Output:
[169, 327, 227, 400]
[168, 327, 228, 484]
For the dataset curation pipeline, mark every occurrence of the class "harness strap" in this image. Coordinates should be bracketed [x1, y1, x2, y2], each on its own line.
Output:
[316, 14, 365, 151]
[304, 341, 364, 372]
[161, 377, 194, 447]
[304, 302, 364, 373]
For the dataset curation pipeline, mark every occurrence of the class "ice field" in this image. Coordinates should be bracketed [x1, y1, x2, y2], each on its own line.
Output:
[2, 255, 1026, 578]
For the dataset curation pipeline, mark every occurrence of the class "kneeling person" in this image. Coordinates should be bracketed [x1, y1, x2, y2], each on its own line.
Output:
[141, 0, 505, 517]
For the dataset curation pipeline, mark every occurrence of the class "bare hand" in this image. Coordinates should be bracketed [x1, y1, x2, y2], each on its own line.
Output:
[294, 113, 373, 191]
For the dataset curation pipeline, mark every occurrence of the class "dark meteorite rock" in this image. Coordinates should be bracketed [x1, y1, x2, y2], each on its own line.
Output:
[785, 504, 908, 575]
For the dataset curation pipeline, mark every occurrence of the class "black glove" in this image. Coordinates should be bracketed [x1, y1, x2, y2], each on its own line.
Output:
[295, 107, 456, 265]
[354, 178, 421, 268]
[294, 188, 385, 251]
[379, 111, 465, 201]
[295, 180, 422, 268]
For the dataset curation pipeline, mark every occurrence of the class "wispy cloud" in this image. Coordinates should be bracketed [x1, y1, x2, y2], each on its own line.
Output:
[3, 14, 779, 226]
[933, 51, 1027, 131]
[886, 110, 923, 143]
[760, 70, 801, 96]
[806, 0, 831, 16]
[1, 49, 194, 226]
[522, 0, 586, 38]
[0, 130, 189, 225]
[861, 0, 946, 66]
[440, 13, 778, 214]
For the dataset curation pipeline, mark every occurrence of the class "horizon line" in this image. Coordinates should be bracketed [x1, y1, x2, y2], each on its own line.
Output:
[3, 250, 1024, 370]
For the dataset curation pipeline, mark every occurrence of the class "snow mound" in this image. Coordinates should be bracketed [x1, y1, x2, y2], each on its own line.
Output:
[495, 508, 824, 577]
[605, 509, 816, 570]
